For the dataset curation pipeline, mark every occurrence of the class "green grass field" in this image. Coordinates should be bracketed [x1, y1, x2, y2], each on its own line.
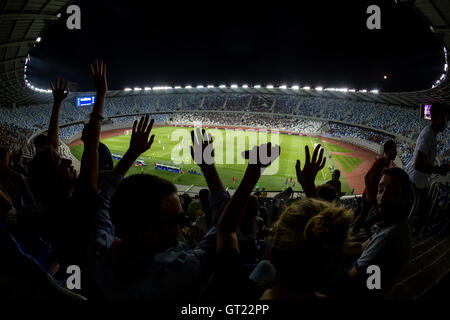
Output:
[324, 142, 352, 153]
[332, 155, 364, 173]
[70, 127, 356, 194]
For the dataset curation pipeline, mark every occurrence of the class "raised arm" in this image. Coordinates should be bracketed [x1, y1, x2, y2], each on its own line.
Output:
[191, 128, 224, 193]
[217, 143, 280, 253]
[80, 60, 107, 191]
[47, 78, 69, 149]
[295, 144, 326, 198]
[114, 115, 155, 177]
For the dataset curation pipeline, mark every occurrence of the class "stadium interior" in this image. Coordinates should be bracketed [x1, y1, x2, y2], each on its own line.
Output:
[0, 0, 449, 304]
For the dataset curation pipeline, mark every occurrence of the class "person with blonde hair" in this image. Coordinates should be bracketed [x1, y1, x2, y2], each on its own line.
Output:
[203, 144, 353, 300]
[261, 197, 353, 299]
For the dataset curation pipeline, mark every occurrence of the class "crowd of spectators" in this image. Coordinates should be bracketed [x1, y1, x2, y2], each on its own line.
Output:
[1, 63, 448, 303]
[1, 91, 448, 180]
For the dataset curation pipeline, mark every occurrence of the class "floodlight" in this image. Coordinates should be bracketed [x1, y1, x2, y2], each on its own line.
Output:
[315, 86, 323, 91]
[207, 85, 214, 88]
[302, 86, 310, 90]
[124, 88, 132, 91]
[231, 84, 238, 88]
[291, 85, 299, 90]
[36, 37, 41, 42]
[254, 85, 261, 88]
[134, 87, 142, 91]
[280, 85, 287, 89]
[242, 84, 248, 88]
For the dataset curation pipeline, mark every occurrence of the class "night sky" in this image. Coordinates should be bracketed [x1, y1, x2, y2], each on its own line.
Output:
[27, 0, 445, 93]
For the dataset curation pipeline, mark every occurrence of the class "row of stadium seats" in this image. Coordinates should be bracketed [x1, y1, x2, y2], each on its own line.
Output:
[1, 93, 449, 166]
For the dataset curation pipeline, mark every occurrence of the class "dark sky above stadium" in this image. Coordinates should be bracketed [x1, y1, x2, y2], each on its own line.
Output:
[27, 0, 445, 93]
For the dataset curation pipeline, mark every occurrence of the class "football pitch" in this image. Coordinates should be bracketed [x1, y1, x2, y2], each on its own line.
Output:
[70, 126, 358, 194]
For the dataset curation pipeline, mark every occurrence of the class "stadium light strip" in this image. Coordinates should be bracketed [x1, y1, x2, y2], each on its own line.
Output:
[118, 83, 384, 94]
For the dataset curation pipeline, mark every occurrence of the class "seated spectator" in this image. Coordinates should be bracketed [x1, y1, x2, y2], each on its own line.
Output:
[317, 183, 339, 202]
[326, 170, 345, 199]
[352, 140, 397, 236]
[261, 187, 267, 197]
[329, 167, 412, 299]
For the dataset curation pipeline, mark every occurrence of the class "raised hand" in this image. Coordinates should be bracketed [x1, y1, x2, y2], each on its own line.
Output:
[50, 77, 69, 103]
[89, 60, 107, 96]
[242, 142, 281, 175]
[191, 128, 215, 167]
[295, 144, 326, 197]
[128, 115, 155, 157]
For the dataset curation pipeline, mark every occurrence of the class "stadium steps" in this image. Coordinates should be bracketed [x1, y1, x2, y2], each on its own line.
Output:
[341, 103, 354, 122]
[318, 100, 329, 119]
[362, 107, 379, 126]
[385, 235, 450, 300]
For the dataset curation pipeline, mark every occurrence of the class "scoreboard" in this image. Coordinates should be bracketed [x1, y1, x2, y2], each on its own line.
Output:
[420, 103, 432, 120]
[76, 96, 96, 107]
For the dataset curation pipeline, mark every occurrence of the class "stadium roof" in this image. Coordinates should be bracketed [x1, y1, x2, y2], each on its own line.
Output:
[0, 0, 73, 106]
[0, 0, 449, 110]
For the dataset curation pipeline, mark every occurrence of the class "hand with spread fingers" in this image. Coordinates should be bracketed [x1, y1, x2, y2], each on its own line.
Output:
[295, 144, 326, 198]
[89, 59, 108, 97]
[50, 78, 69, 103]
[191, 128, 215, 168]
[128, 114, 155, 158]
